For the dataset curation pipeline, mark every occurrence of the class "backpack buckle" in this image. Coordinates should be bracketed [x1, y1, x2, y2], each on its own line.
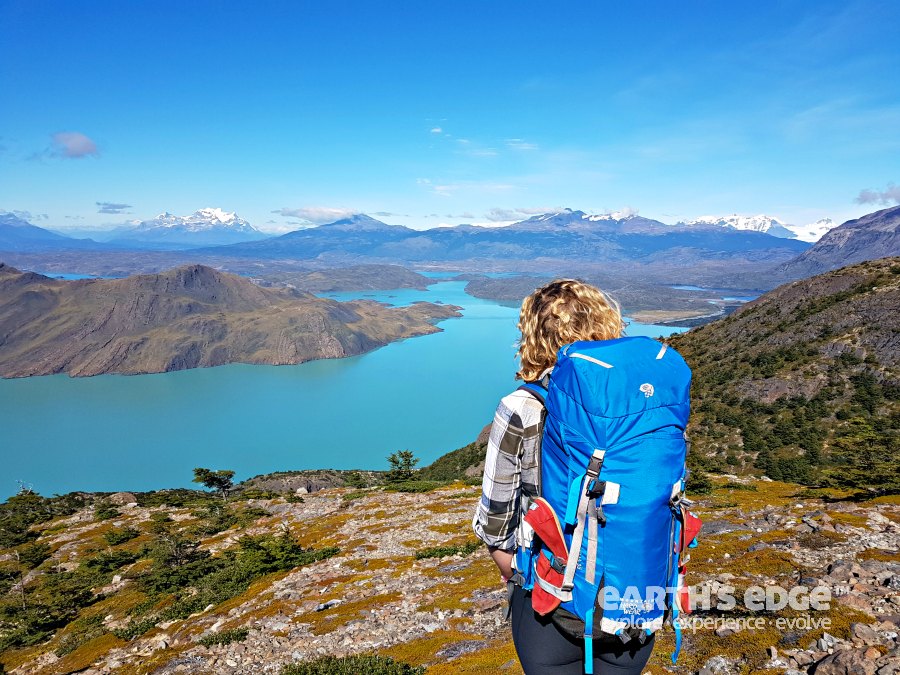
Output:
[548, 554, 566, 574]
[586, 478, 606, 499]
[586, 449, 606, 478]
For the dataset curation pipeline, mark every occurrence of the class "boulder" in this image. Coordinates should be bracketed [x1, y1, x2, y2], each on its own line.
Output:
[699, 655, 740, 675]
[814, 648, 878, 675]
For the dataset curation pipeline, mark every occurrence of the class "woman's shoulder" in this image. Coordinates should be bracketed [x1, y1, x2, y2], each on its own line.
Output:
[497, 387, 544, 428]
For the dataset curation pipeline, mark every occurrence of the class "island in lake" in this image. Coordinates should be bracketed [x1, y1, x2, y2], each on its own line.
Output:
[0, 263, 460, 378]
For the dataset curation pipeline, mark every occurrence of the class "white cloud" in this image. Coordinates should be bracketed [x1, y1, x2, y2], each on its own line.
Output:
[506, 138, 538, 151]
[430, 127, 443, 134]
[51, 131, 99, 158]
[271, 206, 357, 224]
[96, 201, 131, 214]
[856, 183, 900, 206]
[485, 206, 560, 222]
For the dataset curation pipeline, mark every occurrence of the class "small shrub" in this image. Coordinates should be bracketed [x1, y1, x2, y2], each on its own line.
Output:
[793, 488, 829, 500]
[719, 482, 757, 492]
[93, 501, 119, 521]
[281, 655, 425, 675]
[384, 480, 447, 493]
[797, 531, 847, 550]
[136, 489, 214, 508]
[341, 490, 373, 502]
[286, 494, 306, 504]
[103, 526, 140, 546]
[17, 541, 52, 569]
[82, 549, 139, 574]
[687, 470, 714, 496]
[112, 616, 158, 641]
[54, 614, 107, 656]
[198, 627, 249, 647]
[415, 541, 480, 560]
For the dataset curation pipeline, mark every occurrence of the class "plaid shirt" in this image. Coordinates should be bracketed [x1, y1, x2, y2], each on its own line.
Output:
[472, 389, 544, 552]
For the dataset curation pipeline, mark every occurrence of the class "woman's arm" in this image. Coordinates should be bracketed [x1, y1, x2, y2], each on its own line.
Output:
[472, 401, 526, 575]
[489, 546, 514, 580]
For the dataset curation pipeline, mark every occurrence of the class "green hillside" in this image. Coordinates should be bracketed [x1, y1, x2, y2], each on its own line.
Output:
[669, 257, 900, 493]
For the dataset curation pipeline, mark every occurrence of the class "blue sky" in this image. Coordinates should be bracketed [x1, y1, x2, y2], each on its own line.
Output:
[1, 0, 898, 233]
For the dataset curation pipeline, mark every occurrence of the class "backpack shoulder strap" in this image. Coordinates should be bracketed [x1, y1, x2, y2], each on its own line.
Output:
[517, 381, 547, 406]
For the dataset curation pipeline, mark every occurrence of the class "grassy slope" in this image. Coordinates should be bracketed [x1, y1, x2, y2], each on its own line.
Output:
[669, 257, 900, 491]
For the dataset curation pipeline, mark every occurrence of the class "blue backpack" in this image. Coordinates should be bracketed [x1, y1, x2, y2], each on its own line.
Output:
[514, 336, 698, 672]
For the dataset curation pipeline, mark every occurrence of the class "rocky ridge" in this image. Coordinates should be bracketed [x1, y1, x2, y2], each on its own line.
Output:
[779, 205, 900, 278]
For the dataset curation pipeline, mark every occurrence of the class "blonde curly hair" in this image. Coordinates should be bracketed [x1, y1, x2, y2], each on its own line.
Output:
[516, 279, 624, 381]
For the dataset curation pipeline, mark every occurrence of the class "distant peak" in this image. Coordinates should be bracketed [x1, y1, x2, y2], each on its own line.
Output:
[322, 214, 395, 229]
[136, 208, 258, 234]
[195, 207, 237, 222]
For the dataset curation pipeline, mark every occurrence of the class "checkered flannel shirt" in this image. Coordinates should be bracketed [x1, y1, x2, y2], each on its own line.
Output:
[472, 388, 544, 552]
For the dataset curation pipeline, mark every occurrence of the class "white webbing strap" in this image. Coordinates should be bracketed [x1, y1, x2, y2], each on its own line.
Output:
[586, 499, 599, 584]
[535, 573, 574, 602]
[562, 449, 605, 592]
[561, 476, 590, 592]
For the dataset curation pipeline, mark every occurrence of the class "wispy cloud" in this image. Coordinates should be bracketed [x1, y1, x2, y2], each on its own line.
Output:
[96, 201, 131, 214]
[51, 131, 99, 158]
[372, 211, 409, 218]
[454, 138, 498, 157]
[506, 138, 538, 151]
[272, 206, 357, 224]
[1, 209, 49, 222]
[430, 127, 443, 134]
[417, 178, 517, 197]
[856, 183, 900, 205]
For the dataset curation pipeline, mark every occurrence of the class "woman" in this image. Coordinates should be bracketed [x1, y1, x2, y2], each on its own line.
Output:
[472, 279, 656, 674]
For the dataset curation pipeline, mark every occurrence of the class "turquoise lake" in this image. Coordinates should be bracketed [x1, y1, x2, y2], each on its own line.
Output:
[0, 281, 685, 499]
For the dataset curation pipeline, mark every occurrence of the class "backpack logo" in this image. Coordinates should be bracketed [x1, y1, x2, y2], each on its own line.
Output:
[640, 383, 654, 398]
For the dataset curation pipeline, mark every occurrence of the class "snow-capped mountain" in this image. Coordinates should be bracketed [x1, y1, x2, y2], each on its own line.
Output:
[679, 214, 838, 242]
[787, 218, 838, 243]
[111, 208, 268, 249]
[681, 214, 796, 239]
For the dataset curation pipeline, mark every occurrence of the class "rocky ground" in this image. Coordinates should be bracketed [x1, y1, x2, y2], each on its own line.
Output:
[1, 477, 897, 674]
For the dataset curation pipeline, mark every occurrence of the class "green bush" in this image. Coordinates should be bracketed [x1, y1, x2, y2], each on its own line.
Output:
[82, 549, 139, 574]
[281, 655, 425, 675]
[198, 627, 249, 647]
[54, 614, 107, 656]
[687, 470, 713, 496]
[0, 491, 86, 549]
[414, 541, 479, 560]
[417, 442, 486, 482]
[93, 500, 119, 521]
[112, 616, 158, 641]
[719, 482, 757, 492]
[135, 489, 216, 508]
[103, 526, 140, 546]
[383, 480, 447, 493]
[17, 542, 52, 569]
[121, 533, 340, 637]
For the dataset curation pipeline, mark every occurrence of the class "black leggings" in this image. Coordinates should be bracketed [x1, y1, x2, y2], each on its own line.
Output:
[510, 584, 655, 674]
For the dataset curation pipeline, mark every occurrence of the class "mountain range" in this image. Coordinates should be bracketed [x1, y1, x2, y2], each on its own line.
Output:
[198, 210, 811, 269]
[3, 207, 899, 293]
[0, 263, 460, 377]
[676, 214, 836, 242]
